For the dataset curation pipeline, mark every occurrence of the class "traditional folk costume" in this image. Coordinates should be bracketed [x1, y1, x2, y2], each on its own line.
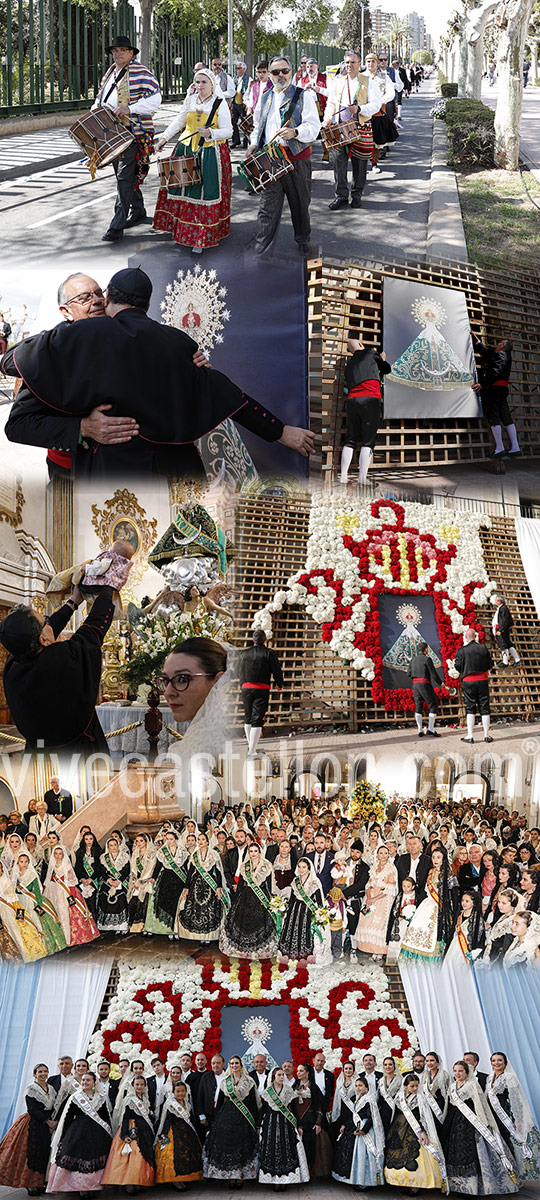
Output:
[154, 1092, 203, 1184]
[175, 845, 229, 942]
[409, 650, 441, 734]
[0, 1079, 56, 1192]
[231, 69, 252, 148]
[473, 337, 521, 457]
[492, 602, 520, 666]
[340, 346, 391, 483]
[446, 1075, 519, 1194]
[43, 849, 99, 948]
[324, 73, 381, 207]
[259, 1078, 310, 1185]
[331, 1076, 362, 1182]
[400, 863, 459, 963]
[278, 863, 326, 962]
[422, 1066, 451, 1146]
[101, 1089, 155, 1188]
[95, 844, 130, 934]
[386, 887, 417, 961]
[219, 857, 278, 959]
[292, 1080, 333, 1177]
[369, 69, 397, 153]
[153, 70, 232, 250]
[251, 81, 321, 255]
[377, 1072, 403, 1134]
[357, 859, 398, 957]
[0, 866, 46, 961]
[12, 852, 66, 955]
[454, 640, 495, 741]
[445, 892, 486, 967]
[74, 840, 102, 917]
[202, 1066, 261, 1180]
[384, 1090, 447, 1191]
[349, 1090, 386, 1187]
[93, 47, 161, 238]
[127, 837, 156, 933]
[486, 1064, 540, 1180]
[144, 838, 188, 937]
[47, 1087, 113, 1193]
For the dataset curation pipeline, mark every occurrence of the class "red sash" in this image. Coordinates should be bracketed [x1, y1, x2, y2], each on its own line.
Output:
[348, 380, 381, 399]
[463, 673, 488, 682]
[47, 449, 72, 468]
[242, 682, 270, 690]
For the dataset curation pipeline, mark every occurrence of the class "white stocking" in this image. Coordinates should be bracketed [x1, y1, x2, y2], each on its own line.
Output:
[481, 714, 491, 736]
[415, 713, 423, 732]
[428, 712, 436, 732]
[502, 649, 509, 665]
[249, 726, 262, 755]
[506, 424, 520, 452]
[510, 647, 521, 663]
[244, 724, 252, 745]
[340, 445, 354, 482]
[491, 425, 504, 453]
[358, 446, 372, 485]
[467, 713, 475, 738]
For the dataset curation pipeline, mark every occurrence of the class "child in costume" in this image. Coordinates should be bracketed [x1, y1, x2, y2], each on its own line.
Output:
[46, 539, 134, 615]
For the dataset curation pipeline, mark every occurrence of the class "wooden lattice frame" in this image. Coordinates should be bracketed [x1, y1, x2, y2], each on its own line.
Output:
[235, 495, 540, 735]
[306, 257, 540, 481]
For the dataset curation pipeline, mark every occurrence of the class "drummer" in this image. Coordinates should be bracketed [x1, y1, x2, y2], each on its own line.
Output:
[302, 57, 330, 161]
[250, 54, 321, 257]
[323, 49, 381, 212]
[231, 62, 253, 149]
[153, 67, 233, 253]
[245, 61, 272, 114]
[94, 35, 161, 243]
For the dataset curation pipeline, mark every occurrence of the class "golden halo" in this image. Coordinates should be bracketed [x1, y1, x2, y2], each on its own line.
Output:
[411, 297, 446, 329]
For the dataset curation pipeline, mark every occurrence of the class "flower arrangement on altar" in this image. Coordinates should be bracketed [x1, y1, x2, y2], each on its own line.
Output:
[122, 607, 224, 692]
[88, 955, 418, 1074]
[252, 496, 497, 712]
[349, 780, 387, 824]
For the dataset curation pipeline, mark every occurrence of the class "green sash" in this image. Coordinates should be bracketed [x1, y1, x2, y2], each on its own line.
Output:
[225, 1076, 256, 1129]
[174, 511, 228, 575]
[192, 851, 230, 910]
[83, 854, 98, 886]
[244, 865, 278, 927]
[104, 853, 129, 891]
[161, 845, 187, 883]
[266, 1086, 297, 1128]
[17, 879, 59, 922]
[295, 880, 323, 942]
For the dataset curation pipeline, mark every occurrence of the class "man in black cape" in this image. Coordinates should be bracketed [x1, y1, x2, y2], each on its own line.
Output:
[408, 640, 440, 738]
[0, 584, 115, 758]
[1, 267, 313, 479]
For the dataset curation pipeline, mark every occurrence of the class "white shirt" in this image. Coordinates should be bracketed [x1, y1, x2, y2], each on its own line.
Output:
[213, 1071, 225, 1107]
[161, 96, 233, 145]
[252, 84, 320, 149]
[314, 1068, 327, 1093]
[364, 1071, 377, 1093]
[254, 1071, 268, 1095]
[408, 854, 421, 880]
[92, 69, 161, 116]
[214, 71, 235, 100]
[324, 72, 382, 123]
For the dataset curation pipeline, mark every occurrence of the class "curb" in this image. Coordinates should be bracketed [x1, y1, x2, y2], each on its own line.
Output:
[427, 118, 469, 262]
[0, 150, 82, 182]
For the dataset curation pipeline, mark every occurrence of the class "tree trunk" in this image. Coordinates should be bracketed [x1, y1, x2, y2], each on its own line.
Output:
[494, 0, 535, 169]
[457, 21, 468, 93]
[531, 38, 538, 81]
[139, 0, 154, 70]
[465, 0, 499, 98]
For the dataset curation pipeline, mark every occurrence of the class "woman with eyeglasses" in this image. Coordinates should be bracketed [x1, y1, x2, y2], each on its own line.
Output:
[155, 637, 227, 725]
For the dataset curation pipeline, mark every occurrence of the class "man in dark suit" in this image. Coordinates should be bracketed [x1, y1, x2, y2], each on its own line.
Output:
[249, 1053, 270, 1097]
[146, 1056, 167, 1118]
[311, 1051, 335, 1115]
[342, 840, 370, 962]
[197, 1054, 226, 1136]
[265, 827, 287, 864]
[223, 829, 249, 892]
[463, 1051, 488, 1090]
[458, 844, 484, 895]
[358, 1053, 382, 1098]
[395, 836, 431, 903]
[43, 777, 73, 823]
[5, 810, 28, 838]
[308, 832, 334, 895]
[186, 1052, 208, 1139]
[48, 1055, 74, 1094]
[96, 1060, 120, 1109]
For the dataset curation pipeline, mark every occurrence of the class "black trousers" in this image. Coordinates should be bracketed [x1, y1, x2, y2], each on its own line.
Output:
[231, 101, 247, 147]
[412, 680, 438, 714]
[483, 385, 513, 426]
[108, 141, 146, 232]
[462, 680, 490, 716]
[496, 630, 514, 651]
[332, 145, 368, 201]
[254, 156, 312, 254]
[344, 395, 381, 450]
[242, 687, 270, 728]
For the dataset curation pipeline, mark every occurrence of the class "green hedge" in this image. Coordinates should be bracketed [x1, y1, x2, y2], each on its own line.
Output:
[441, 82, 458, 97]
[444, 97, 495, 168]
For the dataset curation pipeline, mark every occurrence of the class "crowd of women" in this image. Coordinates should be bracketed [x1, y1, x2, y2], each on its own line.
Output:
[1, 794, 539, 966]
[1, 1044, 539, 1195]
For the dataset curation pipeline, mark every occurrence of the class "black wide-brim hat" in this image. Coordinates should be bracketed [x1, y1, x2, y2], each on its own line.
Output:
[107, 35, 139, 54]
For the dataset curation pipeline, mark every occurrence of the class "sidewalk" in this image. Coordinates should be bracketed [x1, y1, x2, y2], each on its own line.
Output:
[0, 100, 184, 181]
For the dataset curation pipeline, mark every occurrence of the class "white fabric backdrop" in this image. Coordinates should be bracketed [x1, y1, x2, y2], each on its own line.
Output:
[515, 517, 540, 621]
[13, 956, 114, 1120]
[399, 962, 492, 1074]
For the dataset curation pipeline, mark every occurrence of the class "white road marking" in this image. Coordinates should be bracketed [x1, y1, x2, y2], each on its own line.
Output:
[28, 189, 117, 227]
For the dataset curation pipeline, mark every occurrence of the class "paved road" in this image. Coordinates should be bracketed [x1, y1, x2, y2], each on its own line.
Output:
[0, 82, 437, 268]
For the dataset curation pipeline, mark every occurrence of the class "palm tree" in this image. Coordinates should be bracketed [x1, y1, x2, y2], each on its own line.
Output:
[381, 15, 414, 60]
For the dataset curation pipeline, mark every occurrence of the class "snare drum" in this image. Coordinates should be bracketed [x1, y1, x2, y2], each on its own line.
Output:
[239, 112, 254, 139]
[157, 154, 201, 189]
[237, 144, 293, 194]
[321, 117, 366, 151]
[68, 107, 135, 168]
